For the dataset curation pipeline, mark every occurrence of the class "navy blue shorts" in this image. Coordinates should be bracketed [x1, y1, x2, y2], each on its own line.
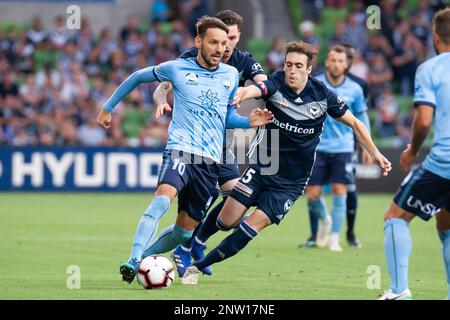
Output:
[216, 148, 241, 186]
[309, 152, 354, 185]
[230, 166, 308, 225]
[158, 149, 220, 222]
[394, 165, 450, 221]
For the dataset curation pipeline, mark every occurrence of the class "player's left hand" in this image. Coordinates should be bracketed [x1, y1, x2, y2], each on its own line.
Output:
[249, 108, 273, 127]
[373, 152, 392, 176]
[399, 144, 417, 172]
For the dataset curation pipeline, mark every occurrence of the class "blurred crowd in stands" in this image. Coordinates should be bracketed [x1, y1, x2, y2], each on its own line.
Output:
[0, 0, 447, 148]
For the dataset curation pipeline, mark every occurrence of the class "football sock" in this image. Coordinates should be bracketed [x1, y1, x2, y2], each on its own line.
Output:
[438, 230, 450, 300]
[142, 224, 193, 258]
[384, 218, 412, 294]
[193, 221, 257, 270]
[308, 197, 327, 237]
[179, 222, 202, 251]
[346, 190, 358, 234]
[331, 195, 346, 234]
[129, 195, 170, 262]
[196, 196, 228, 243]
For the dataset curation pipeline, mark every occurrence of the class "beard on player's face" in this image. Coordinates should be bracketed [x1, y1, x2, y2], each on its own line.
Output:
[200, 44, 222, 69]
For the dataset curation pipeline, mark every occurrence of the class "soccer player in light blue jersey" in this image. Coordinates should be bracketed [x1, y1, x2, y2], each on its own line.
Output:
[379, 8, 450, 300]
[96, 16, 272, 284]
[305, 44, 372, 252]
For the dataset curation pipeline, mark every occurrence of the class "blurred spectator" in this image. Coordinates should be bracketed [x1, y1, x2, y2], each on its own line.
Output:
[344, 11, 368, 53]
[49, 15, 72, 50]
[182, 0, 210, 36]
[375, 89, 399, 138]
[26, 16, 48, 49]
[329, 21, 350, 45]
[367, 53, 393, 107]
[120, 15, 141, 43]
[299, 20, 321, 50]
[266, 37, 285, 74]
[396, 109, 415, 146]
[0, 70, 19, 98]
[391, 21, 423, 97]
[77, 115, 106, 146]
[348, 50, 368, 80]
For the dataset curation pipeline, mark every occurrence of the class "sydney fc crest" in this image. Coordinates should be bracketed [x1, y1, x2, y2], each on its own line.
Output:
[185, 72, 198, 85]
[222, 77, 231, 89]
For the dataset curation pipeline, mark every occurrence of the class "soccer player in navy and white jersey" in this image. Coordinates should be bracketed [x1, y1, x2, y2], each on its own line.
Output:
[304, 44, 372, 252]
[153, 10, 268, 277]
[379, 8, 450, 300]
[181, 41, 391, 285]
[96, 16, 272, 284]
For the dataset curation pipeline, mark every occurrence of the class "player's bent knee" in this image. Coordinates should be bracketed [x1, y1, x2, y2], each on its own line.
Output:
[384, 202, 415, 222]
[172, 224, 193, 243]
[216, 217, 233, 231]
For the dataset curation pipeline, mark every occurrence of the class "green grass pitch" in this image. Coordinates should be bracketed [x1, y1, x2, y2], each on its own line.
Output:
[0, 193, 446, 300]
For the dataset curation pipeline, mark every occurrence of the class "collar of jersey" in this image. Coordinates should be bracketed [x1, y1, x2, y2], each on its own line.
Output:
[195, 58, 220, 72]
[324, 73, 347, 88]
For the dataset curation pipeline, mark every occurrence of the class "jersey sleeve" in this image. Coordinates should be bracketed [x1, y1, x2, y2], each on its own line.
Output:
[242, 54, 265, 81]
[326, 89, 348, 118]
[152, 60, 177, 82]
[254, 79, 277, 100]
[413, 63, 436, 108]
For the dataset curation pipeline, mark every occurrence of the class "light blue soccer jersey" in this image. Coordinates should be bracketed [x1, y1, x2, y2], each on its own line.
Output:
[414, 52, 450, 179]
[153, 57, 239, 162]
[314, 73, 368, 153]
[103, 57, 239, 162]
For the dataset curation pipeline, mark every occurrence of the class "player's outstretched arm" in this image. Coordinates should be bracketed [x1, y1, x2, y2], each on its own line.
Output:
[97, 66, 159, 129]
[153, 81, 173, 120]
[399, 105, 433, 171]
[230, 85, 263, 108]
[336, 110, 392, 176]
[225, 106, 272, 128]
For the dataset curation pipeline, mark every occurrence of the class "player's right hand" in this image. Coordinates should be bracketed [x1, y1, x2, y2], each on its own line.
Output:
[96, 109, 112, 129]
[373, 152, 392, 177]
[155, 103, 172, 120]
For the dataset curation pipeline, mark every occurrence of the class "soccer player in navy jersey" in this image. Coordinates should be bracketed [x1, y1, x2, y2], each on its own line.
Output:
[379, 8, 450, 300]
[181, 41, 391, 285]
[152, 10, 268, 277]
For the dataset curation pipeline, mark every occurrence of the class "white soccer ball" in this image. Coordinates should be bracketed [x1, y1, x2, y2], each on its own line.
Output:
[137, 255, 175, 289]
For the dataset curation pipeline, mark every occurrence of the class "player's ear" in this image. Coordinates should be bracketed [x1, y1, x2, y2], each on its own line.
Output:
[307, 65, 312, 75]
[194, 36, 202, 49]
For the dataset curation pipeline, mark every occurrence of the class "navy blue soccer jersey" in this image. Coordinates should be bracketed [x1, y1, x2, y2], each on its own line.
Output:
[250, 71, 348, 179]
[179, 46, 265, 85]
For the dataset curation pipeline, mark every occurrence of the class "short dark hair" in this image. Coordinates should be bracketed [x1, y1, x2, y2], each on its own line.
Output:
[284, 41, 318, 67]
[215, 10, 243, 31]
[327, 44, 348, 57]
[433, 7, 450, 45]
[196, 16, 229, 38]
[340, 43, 355, 60]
